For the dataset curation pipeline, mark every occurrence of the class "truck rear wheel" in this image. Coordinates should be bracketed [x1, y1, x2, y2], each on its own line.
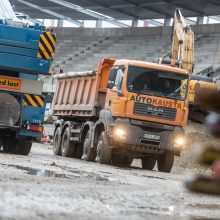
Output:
[82, 131, 96, 161]
[15, 140, 32, 155]
[141, 156, 156, 170]
[53, 127, 62, 155]
[61, 127, 76, 157]
[96, 131, 111, 164]
[3, 139, 32, 155]
[157, 151, 174, 173]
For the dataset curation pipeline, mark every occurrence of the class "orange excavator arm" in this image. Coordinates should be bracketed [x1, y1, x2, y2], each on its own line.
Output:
[171, 9, 194, 74]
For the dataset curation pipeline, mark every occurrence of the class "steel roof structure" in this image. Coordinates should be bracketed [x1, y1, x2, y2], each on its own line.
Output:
[11, 0, 220, 19]
[10, 0, 220, 26]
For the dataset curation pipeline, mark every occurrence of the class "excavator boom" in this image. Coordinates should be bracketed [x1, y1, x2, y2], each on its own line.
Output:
[171, 9, 194, 74]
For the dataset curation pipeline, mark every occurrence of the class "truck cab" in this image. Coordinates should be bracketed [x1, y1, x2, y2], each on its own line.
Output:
[106, 59, 189, 126]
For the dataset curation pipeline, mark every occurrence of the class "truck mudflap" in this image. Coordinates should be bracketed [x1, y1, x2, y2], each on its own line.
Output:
[109, 120, 186, 154]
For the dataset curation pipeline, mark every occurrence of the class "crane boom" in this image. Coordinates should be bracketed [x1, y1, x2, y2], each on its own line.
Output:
[171, 9, 194, 74]
[0, 0, 18, 20]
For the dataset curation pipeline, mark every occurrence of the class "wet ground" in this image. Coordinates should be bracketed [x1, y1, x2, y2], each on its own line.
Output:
[0, 139, 220, 220]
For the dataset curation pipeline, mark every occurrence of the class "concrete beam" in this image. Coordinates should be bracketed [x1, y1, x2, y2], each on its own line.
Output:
[57, 19, 64, 27]
[132, 19, 139, 27]
[164, 18, 171, 26]
[196, 16, 204, 25]
[16, 0, 83, 27]
[48, 0, 130, 28]
[96, 20, 102, 28]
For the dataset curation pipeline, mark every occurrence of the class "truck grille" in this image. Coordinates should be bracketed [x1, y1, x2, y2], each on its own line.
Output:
[133, 102, 176, 121]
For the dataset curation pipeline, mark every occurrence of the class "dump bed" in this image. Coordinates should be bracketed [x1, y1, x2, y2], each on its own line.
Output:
[53, 71, 99, 117]
[52, 58, 115, 118]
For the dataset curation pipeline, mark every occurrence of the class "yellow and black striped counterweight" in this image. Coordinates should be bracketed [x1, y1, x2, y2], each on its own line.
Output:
[37, 32, 56, 60]
[23, 94, 44, 108]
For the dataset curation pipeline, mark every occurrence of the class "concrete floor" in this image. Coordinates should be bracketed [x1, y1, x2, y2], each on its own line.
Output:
[0, 142, 219, 220]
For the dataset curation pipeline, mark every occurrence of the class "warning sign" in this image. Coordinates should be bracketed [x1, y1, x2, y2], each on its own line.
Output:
[0, 76, 21, 91]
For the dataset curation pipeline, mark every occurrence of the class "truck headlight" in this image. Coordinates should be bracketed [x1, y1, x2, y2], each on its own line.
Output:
[173, 136, 186, 149]
[114, 128, 127, 139]
[175, 137, 185, 145]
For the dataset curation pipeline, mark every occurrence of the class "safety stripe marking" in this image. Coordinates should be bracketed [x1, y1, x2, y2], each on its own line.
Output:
[37, 32, 56, 60]
[23, 100, 28, 106]
[37, 52, 42, 59]
[46, 32, 56, 49]
[23, 94, 44, 108]
[39, 42, 51, 60]
[44, 33, 55, 51]
[26, 94, 38, 107]
[34, 95, 44, 107]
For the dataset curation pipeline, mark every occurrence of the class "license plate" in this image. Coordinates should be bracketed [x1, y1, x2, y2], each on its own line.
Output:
[143, 133, 160, 140]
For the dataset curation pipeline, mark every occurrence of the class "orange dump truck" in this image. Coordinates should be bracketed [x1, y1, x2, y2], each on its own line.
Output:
[52, 58, 190, 172]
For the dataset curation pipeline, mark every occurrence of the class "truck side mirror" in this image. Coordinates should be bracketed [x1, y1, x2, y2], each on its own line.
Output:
[109, 68, 117, 81]
[107, 82, 114, 89]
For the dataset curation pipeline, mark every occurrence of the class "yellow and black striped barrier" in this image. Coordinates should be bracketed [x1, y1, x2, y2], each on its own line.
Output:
[23, 94, 44, 108]
[37, 32, 56, 61]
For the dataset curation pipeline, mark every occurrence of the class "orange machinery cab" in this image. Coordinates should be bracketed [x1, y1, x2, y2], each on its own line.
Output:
[105, 59, 190, 127]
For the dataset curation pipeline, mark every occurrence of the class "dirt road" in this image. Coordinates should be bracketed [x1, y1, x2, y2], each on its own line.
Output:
[0, 136, 219, 220]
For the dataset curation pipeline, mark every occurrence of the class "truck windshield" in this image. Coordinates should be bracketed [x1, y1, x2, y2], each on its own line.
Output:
[127, 65, 188, 101]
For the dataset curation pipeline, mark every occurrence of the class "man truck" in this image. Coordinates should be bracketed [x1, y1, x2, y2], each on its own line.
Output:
[51, 9, 195, 173]
[52, 58, 189, 172]
[0, 1, 56, 155]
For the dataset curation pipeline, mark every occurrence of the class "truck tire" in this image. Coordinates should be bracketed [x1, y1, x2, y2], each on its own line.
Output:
[61, 127, 76, 157]
[141, 157, 156, 170]
[96, 131, 111, 164]
[15, 140, 32, 156]
[112, 156, 133, 167]
[53, 127, 62, 155]
[157, 151, 174, 173]
[82, 131, 96, 161]
[3, 139, 32, 155]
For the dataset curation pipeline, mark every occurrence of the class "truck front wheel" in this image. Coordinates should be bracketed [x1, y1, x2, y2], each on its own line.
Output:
[96, 131, 111, 164]
[61, 127, 76, 157]
[141, 156, 156, 170]
[53, 127, 62, 155]
[157, 151, 174, 173]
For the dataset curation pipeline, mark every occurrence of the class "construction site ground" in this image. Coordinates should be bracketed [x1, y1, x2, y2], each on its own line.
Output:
[0, 122, 219, 220]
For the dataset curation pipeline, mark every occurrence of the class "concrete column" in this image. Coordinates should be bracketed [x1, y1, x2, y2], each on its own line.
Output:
[206, 17, 210, 24]
[132, 19, 139, 27]
[164, 18, 171, 26]
[57, 19, 64, 27]
[196, 16, 204, 25]
[96, 20, 102, 28]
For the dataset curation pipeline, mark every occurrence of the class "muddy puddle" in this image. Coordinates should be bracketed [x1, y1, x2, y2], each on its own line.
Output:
[14, 165, 68, 178]
[7, 164, 110, 182]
